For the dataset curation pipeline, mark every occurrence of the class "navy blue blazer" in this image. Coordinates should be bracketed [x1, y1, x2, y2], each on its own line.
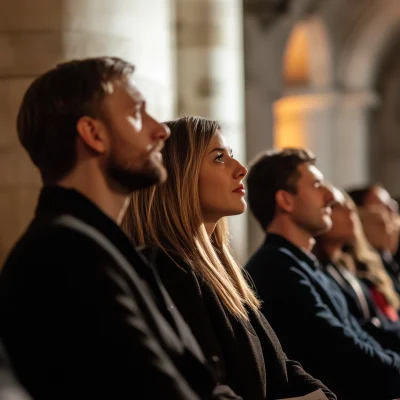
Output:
[246, 234, 400, 400]
[321, 261, 400, 352]
[381, 250, 400, 295]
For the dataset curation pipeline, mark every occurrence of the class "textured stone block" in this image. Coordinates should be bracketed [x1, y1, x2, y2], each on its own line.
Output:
[0, 146, 41, 187]
[0, 78, 33, 148]
[0, 186, 39, 265]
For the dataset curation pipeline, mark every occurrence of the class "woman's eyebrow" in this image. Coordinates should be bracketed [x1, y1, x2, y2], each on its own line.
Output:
[207, 146, 232, 155]
[208, 147, 225, 155]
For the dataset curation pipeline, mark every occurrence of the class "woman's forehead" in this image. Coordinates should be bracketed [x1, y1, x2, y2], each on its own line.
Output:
[208, 131, 231, 152]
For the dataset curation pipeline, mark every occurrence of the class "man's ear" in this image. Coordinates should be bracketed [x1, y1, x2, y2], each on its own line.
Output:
[76, 116, 108, 154]
[276, 189, 294, 213]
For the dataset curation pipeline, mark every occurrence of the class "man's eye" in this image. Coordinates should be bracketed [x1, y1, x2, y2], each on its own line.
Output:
[215, 153, 224, 163]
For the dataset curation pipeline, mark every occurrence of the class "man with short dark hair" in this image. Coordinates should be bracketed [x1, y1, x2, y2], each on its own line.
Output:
[245, 148, 400, 399]
[0, 57, 240, 400]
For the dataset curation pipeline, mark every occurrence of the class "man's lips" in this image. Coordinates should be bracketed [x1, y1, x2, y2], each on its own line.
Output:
[322, 207, 332, 216]
[151, 151, 163, 162]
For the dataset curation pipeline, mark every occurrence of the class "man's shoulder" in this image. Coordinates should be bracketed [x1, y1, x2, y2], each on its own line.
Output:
[245, 243, 319, 291]
[246, 242, 301, 271]
[1, 215, 113, 283]
[7, 215, 94, 256]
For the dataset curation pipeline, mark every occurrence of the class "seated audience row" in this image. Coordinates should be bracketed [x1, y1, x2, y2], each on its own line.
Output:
[313, 188, 400, 351]
[245, 149, 400, 399]
[1, 56, 400, 400]
[122, 116, 333, 399]
[0, 58, 335, 400]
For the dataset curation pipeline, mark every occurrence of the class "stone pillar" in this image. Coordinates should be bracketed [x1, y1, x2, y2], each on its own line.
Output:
[333, 91, 378, 189]
[0, 0, 175, 264]
[274, 90, 378, 190]
[176, 0, 248, 263]
[274, 92, 337, 178]
[243, 8, 295, 255]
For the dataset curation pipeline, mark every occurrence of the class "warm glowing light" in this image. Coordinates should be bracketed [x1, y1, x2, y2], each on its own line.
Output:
[273, 94, 336, 149]
[283, 22, 310, 86]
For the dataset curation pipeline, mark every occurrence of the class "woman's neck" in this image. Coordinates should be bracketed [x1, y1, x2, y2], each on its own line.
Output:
[203, 221, 217, 236]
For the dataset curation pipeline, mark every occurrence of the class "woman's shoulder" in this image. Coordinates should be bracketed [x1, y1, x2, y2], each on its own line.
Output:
[139, 246, 199, 284]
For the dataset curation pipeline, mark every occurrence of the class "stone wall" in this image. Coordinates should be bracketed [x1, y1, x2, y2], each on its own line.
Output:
[0, 0, 175, 264]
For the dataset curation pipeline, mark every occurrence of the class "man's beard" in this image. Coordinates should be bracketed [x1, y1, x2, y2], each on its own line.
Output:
[105, 146, 167, 193]
[295, 212, 332, 238]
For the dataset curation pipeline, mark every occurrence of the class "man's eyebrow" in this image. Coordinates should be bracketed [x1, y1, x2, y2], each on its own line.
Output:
[207, 147, 232, 155]
[135, 99, 146, 108]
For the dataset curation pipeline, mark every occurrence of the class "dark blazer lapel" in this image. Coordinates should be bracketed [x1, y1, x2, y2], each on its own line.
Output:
[152, 270, 206, 362]
[277, 247, 346, 320]
[137, 246, 207, 362]
[54, 215, 186, 354]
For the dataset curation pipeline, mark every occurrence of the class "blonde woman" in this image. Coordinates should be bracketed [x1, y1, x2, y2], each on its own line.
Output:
[122, 116, 335, 400]
[314, 187, 400, 350]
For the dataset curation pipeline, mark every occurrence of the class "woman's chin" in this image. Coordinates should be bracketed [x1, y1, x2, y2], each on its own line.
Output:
[227, 203, 247, 216]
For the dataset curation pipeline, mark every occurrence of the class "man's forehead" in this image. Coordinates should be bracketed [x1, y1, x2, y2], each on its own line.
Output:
[331, 187, 345, 204]
[124, 79, 145, 102]
[373, 187, 391, 202]
[300, 163, 324, 180]
[107, 78, 145, 104]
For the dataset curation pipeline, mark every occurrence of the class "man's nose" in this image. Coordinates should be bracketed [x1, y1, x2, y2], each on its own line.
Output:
[154, 121, 170, 141]
[324, 186, 335, 206]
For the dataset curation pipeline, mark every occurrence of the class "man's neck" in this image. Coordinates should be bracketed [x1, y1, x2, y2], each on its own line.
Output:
[321, 241, 343, 260]
[267, 219, 315, 252]
[57, 167, 129, 225]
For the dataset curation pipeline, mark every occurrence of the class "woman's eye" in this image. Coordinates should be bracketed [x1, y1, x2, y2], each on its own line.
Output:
[215, 153, 224, 163]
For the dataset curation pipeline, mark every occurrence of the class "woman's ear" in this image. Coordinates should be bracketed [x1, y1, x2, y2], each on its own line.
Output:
[76, 116, 108, 154]
[275, 189, 294, 213]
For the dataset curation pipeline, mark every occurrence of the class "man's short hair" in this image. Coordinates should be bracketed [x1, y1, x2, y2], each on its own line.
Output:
[346, 185, 376, 206]
[247, 148, 316, 230]
[17, 57, 135, 184]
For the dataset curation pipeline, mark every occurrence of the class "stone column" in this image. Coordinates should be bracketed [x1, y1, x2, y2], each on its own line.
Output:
[333, 91, 378, 189]
[243, 8, 295, 255]
[0, 0, 175, 264]
[176, 0, 248, 263]
[274, 90, 378, 190]
[274, 92, 337, 178]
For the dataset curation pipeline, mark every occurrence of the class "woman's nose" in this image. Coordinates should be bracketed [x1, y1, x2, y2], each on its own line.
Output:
[234, 160, 248, 179]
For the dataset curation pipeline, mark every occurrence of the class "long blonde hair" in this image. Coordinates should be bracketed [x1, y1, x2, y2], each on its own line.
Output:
[122, 116, 260, 320]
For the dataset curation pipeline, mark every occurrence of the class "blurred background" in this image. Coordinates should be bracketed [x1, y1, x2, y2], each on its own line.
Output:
[0, 0, 399, 265]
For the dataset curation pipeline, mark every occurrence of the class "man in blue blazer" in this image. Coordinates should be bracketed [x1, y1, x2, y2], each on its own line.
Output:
[245, 148, 400, 400]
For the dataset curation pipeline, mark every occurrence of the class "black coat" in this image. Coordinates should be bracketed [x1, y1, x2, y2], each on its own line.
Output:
[0, 186, 239, 400]
[246, 233, 400, 400]
[0, 342, 32, 400]
[146, 249, 336, 400]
